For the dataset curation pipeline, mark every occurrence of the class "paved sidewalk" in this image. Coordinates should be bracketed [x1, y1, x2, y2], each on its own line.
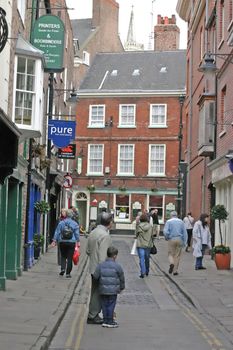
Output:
[153, 238, 233, 345]
[0, 236, 88, 350]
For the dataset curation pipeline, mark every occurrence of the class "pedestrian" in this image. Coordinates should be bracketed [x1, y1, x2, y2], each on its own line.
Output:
[150, 208, 160, 239]
[59, 208, 67, 221]
[183, 212, 195, 252]
[163, 211, 187, 276]
[93, 246, 125, 328]
[52, 209, 80, 278]
[70, 206, 79, 223]
[86, 212, 113, 324]
[136, 213, 154, 278]
[192, 213, 212, 270]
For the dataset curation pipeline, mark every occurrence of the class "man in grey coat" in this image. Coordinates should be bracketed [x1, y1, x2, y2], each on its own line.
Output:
[86, 212, 113, 324]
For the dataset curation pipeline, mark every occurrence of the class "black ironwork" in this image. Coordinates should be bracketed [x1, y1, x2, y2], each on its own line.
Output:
[0, 7, 8, 53]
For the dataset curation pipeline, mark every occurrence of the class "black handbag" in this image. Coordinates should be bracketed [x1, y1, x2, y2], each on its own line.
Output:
[150, 243, 157, 255]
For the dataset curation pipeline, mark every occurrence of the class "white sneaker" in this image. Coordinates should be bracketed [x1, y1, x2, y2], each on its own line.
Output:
[102, 322, 119, 328]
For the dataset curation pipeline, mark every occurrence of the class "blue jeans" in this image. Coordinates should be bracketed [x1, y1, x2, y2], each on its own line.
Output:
[195, 244, 207, 268]
[100, 295, 117, 324]
[137, 247, 150, 276]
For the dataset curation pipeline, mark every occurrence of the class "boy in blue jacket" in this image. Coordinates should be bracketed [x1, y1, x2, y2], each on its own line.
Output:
[93, 246, 125, 328]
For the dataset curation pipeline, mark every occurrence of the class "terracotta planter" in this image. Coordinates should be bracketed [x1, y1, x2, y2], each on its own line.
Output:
[214, 253, 231, 270]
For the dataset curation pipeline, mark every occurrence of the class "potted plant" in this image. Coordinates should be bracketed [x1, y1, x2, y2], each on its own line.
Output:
[119, 186, 127, 191]
[34, 200, 50, 214]
[33, 233, 44, 259]
[211, 204, 231, 270]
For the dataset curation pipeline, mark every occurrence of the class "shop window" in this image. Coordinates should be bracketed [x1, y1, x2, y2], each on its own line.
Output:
[115, 194, 130, 221]
[149, 195, 164, 223]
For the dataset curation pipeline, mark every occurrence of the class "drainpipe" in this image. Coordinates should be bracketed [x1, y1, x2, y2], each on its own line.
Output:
[187, 30, 193, 211]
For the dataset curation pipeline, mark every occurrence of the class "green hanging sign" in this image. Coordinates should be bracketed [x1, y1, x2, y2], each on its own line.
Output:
[31, 15, 65, 72]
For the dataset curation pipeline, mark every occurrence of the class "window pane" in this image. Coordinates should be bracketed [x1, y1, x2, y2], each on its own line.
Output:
[15, 107, 23, 124]
[90, 106, 104, 126]
[17, 57, 26, 73]
[27, 75, 34, 91]
[151, 105, 166, 125]
[150, 145, 165, 174]
[89, 145, 103, 173]
[16, 73, 26, 90]
[119, 145, 133, 174]
[27, 59, 35, 74]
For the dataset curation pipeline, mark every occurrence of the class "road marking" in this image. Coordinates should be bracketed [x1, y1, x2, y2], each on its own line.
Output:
[150, 261, 226, 350]
[65, 306, 83, 348]
[74, 304, 86, 350]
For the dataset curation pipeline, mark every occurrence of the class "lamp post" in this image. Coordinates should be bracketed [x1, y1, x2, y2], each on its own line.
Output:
[177, 95, 185, 217]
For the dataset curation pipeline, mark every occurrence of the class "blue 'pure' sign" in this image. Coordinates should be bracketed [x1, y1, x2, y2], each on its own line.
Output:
[48, 120, 76, 147]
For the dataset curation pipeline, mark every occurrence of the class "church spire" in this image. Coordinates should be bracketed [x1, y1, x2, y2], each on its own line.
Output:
[124, 5, 144, 51]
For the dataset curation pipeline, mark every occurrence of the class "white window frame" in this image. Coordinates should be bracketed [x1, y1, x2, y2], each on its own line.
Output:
[148, 144, 166, 176]
[149, 104, 167, 127]
[114, 194, 131, 223]
[83, 51, 90, 66]
[87, 144, 104, 175]
[119, 104, 136, 128]
[17, 0, 26, 23]
[88, 105, 105, 128]
[13, 55, 44, 132]
[117, 144, 135, 176]
[147, 194, 165, 224]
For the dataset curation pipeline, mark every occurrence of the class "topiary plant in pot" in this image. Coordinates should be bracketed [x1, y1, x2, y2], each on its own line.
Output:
[211, 204, 231, 269]
[33, 233, 45, 259]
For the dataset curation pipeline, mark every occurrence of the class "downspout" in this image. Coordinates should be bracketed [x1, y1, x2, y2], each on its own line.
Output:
[187, 31, 193, 211]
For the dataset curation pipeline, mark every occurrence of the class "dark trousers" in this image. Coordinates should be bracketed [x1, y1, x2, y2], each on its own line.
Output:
[59, 242, 75, 274]
[100, 295, 117, 324]
[187, 229, 193, 247]
[195, 244, 207, 268]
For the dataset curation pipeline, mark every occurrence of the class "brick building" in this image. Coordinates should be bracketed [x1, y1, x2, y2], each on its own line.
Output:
[71, 0, 124, 88]
[177, 0, 233, 261]
[72, 50, 186, 232]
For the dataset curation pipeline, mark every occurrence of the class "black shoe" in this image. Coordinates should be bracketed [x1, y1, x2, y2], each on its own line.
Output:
[146, 273, 149, 276]
[59, 270, 65, 276]
[139, 274, 144, 278]
[199, 266, 206, 270]
[66, 274, 71, 278]
[87, 316, 103, 325]
[173, 272, 179, 276]
[169, 264, 174, 274]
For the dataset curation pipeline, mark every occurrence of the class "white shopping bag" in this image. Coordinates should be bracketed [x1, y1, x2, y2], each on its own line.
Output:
[130, 239, 137, 255]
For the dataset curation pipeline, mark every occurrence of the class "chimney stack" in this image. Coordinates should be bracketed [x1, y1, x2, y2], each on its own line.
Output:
[154, 14, 180, 51]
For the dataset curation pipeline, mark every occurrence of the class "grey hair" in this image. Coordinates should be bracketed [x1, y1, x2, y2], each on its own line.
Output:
[170, 211, 178, 218]
[66, 209, 74, 218]
[100, 212, 113, 226]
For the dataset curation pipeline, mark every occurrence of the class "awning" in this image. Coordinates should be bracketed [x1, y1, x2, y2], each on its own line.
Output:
[0, 108, 21, 184]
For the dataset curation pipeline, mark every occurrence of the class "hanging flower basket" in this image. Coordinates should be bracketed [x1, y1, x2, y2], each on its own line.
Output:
[119, 186, 127, 191]
[34, 200, 50, 214]
[87, 184, 95, 192]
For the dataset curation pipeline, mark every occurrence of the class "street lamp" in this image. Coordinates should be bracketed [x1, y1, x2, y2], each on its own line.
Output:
[177, 95, 185, 217]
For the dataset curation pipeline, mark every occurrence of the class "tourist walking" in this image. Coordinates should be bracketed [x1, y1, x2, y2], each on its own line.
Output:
[183, 212, 194, 252]
[136, 213, 154, 278]
[86, 212, 113, 324]
[163, 211, 187, 276]
[52, 209, 80, 278]
[93, 246, 125, 328]
[192, 213, 212, 270]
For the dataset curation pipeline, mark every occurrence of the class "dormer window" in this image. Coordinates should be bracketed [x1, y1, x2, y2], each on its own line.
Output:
[132, 69, 140, 76]
[160, 66, 167, 73]
[111, 70, 118, 76]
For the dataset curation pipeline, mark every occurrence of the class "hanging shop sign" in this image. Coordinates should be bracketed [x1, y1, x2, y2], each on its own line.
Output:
[58, 144, 76, 159]
[63, 174, 73, 189]
[31, 15, 65, 71]
[48, 120, 76, 148]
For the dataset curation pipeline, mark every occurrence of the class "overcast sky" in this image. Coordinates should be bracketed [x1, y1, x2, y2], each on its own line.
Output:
[66, 0, 187, 50]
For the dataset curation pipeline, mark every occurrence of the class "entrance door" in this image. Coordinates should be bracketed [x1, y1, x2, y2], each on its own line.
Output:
[75, 192, 87, 230]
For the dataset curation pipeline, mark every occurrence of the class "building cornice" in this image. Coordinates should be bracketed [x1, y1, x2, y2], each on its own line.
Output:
[77, 90, 186, 98]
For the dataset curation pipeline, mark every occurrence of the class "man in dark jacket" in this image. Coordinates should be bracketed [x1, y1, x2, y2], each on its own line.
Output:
[93, 246, 125, 328]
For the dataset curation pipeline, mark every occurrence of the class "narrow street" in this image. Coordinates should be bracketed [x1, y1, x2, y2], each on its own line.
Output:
[48, 237, 233, 350]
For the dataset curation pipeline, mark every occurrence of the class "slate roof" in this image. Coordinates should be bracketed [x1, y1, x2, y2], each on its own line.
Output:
[79, 50, 186, 93]
[71, 19, 93, 47]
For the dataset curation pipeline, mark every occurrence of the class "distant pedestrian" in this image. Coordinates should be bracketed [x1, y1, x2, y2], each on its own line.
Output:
[59, 208, 67, 221]
[86, 212, 113, 324]
[52, 209, 80, 278]
[183, 212, 194, 252]
[93, 246, 125, 328]
[163, 211, 187, 276]
[136, 213, 153, 278]
[192, 213, 212, 270]
[150, 208, 160, 239]
[70, 206, 79, 223]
